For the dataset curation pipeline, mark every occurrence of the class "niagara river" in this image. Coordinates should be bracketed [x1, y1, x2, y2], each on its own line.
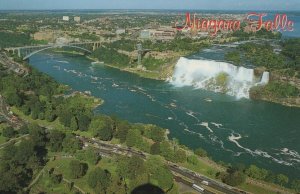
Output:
[28, 50, 300, 180]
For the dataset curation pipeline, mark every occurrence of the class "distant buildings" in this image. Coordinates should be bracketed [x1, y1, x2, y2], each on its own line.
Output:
[140, 28, 176, 40]
[140, 30, 151, 39]
[74, 16, 81, 23]
[116, 28, 126, 35]
[62, 16, 70, 21]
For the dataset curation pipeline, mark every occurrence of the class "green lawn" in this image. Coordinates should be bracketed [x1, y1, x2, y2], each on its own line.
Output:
[44, 154, 120, 194]
[0, 124, 9, 144]
[181, 160, 218, 179]
[30, 174, 72, 194]
[238, 182, 277, 194]
[0, 136, 7, 144]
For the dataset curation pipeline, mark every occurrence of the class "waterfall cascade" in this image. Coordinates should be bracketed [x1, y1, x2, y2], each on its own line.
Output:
[170, 57, 270, 99]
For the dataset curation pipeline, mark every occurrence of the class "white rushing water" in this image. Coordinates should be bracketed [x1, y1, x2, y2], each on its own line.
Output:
[170, 57, 270, 99]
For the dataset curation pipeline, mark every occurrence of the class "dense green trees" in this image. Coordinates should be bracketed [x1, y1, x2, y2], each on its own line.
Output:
[276, 174, 289, 186]
[116, 155, 145, 180]
[232, 27, 281, 40]
[77, 114, 91, 131]
[76, 148, 101, 165]
[126, 128, 142, 148]
[19, 124, 29, 134]
[114, 155, 174, 192]
[62, 134, 82, 154]
[224, 51, 241, 65]
[223, 170, 246, 186]
[106, 38, 136, 52]
[127, 156, 146, 179]
[3, 88, 23, 107]
[69, 160, 88, 179]
[48, 130, 65, 152]
[143, 37, 209, 53]
[282, 38, 300, 71]
[225, 40, 300, 74]
[251, 81, 299, 99]
[89, 115, 114, 141]
[114, 120, 130, 143]
[146, 156, 174, 191]
[174, 149, 187, 163]
[219, 166, 246, 186]
[92, 47, 131, 67]
[2, 126, 16, 138]
[0, 127, 47, 193]
[194, 147, 208, 157]
[150, 142, 161, 155]
[291, 179, 300, 192]
[29, 124, 47, 147]
[149, 125, 165, 142]
[70, 117, 79, 131]
[0, 32, 32, 48]
[88, 168, 112, 193]
[245, 164, 268, 180]
[187, 154, 199, 165]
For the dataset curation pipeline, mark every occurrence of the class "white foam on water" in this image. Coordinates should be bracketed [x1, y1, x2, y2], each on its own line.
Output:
[183, 128, 205, 139]
[275, 148, 300, 164]
[211, 122, 223, 128]
[228, 133, 293, 166]
[112, 83, 119, 87]
[186, 110, 200, 122]
[53, 65, 61, 70]
[199, 122, 213, 133]
[55, 60, 69, 64]
[170, 57, 269, 99]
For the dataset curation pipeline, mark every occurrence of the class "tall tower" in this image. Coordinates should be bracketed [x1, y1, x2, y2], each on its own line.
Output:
[137, 43, 143, 66]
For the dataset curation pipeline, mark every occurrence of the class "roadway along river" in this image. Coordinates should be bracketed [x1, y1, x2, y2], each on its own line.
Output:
[29, 52, 300, 180]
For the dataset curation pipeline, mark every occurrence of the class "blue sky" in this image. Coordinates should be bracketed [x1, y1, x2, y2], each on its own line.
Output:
[0, 0, 300, 11]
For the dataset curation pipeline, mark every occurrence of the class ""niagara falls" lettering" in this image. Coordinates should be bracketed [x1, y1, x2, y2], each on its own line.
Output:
[175, 12, 294, 36]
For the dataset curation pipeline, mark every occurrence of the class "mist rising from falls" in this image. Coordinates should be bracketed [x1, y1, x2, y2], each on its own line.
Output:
[170, 57, 269, 99]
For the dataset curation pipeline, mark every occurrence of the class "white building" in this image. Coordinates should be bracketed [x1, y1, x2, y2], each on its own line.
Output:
[116, 29, 126, 35]
[140, 28, 176, 40]
[74, 16, 81, 23]
[62, 16, 69, 21]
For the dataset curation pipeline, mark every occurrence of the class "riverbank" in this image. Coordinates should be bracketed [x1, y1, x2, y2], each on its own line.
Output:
[87, 55, 175, 81]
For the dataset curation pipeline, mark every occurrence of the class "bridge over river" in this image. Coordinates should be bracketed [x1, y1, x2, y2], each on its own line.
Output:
[4, 41, 102, 60]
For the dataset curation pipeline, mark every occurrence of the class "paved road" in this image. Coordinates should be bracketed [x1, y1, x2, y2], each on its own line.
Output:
[78, 136, 246, 194]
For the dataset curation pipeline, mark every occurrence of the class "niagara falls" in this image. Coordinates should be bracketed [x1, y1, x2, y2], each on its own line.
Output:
[170, 57, 270, 99]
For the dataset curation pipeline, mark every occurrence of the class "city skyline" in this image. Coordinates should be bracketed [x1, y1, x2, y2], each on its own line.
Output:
[1, 0, 300, 11]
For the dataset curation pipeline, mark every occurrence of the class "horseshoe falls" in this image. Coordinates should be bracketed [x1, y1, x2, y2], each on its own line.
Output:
[170, 57, 270, 99]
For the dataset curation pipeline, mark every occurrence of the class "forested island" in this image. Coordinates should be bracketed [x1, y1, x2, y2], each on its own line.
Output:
[225, 38, 300, 107]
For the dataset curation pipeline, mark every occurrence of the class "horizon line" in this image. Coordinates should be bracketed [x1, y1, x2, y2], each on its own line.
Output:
[1, 8, 300, 12]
